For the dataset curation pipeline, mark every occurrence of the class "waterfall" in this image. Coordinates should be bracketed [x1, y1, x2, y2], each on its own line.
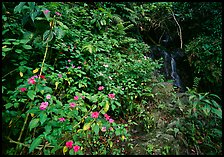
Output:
[171, 56, 182, 89]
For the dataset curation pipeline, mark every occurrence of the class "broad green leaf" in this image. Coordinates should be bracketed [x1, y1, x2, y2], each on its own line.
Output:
[22, 45, 32, 49]
[69, 149, 74, 155]
[20, 39, 30, 44]
[29, 135, 43, 153]
[2, 47, 12, 52]
[40, 112, 47, 125]
[43, 30, 54, 43]
[14, 2, 26, 13]
[27, 90, 36, 100]
[29, 118, 40, 131]
[15, 49, 22, 54]
[14, 103, 19, 108]
[80, 106, 87, 112]
[5, 103, 13, 109]
[92, 123, 99, 135]
[44, 125, 52, 134]
[83, 122, 91, 130]
[211, 108, 222, 119]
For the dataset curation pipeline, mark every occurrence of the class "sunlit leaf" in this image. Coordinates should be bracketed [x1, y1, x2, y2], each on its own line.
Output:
[63, 146, 68, 155]
[19, 71, 23, 77]
[83, 122, 91, 130]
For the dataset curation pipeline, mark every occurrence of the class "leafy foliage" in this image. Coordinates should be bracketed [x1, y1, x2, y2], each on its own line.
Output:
[2, 2, 222, 155]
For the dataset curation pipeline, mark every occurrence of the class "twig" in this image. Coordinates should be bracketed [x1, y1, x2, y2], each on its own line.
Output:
[169, 9, 183, 49]
[7, 136, 54, 150]
[2, 68, 17, 79]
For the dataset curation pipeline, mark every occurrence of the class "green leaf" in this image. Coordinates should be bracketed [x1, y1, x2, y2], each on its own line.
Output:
[43, 30, 54, 43]
[29, 135, 43, 153]
[80, 106, 87, 112]
[44, 125, 52, 134]
[15, 49, 22, 54]
[27, 90, 36, 100]
[14, 103, 19, 108]
[14, 2, 26, 13]
[92, 123, 99, 135]
[40, 112, 47, 125]
[2, 47, 12, 52]
[56, 20, 69, 29]
[5, 103, 13, 109]
[29, 118, 40, 131]
[211, 108, 222, 119]
[69, 149, 74, 155]
[22, 45, 32, 49]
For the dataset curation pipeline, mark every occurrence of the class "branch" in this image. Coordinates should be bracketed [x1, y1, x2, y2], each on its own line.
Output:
[169, 9, 183, 49]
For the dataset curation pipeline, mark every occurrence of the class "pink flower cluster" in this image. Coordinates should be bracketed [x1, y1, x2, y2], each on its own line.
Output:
[108, 93, 115, 99]
[59, 117, 65, 122]
[91, 112, 99, 118]
[28, 75, 45, 85]
[40, 102, 48, 110]
[66, 141, 80, 153]
[20, 87, 27, 92]
[70, 102, 76, 108]
[55, 12, 62, 16]
[74, 96, 79, 100]
[98, 86, 104, 91]
[46, 94, 51, 99]
[104, 114, 114, 123]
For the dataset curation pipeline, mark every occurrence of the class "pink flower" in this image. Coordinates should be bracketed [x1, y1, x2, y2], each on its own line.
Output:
[108, 93, 115, 99]
[59, 117, 65, 122]
[43, 9, 50, 14]
[104, 114, 110, 120]
[109, 127, 114, 131]
[77, 66, 81, 69]
[70, 102, 76, 108]
[58, 74, 62, 78]
[91, 112, 99, 118]
[73, 145, 80, 152]
[74, 96, 79, 100]
[109, 118, 114, 123]
[38, 75, 45, 79]
[72, 64, 75, 68]
[68, 59, 71, 62]
[66, 66, 69, 69]
[28, 78, 36, 84]
[98, 86, 104, 91]
[55, 12, 62, 16]
[40, 102, 48, 110]
[81, 96, 85, 99]
[101, 126, 106, 132]
[66, 141, 73, 149]
[20, 88, 27, 92]
[46, 94, 51, 99]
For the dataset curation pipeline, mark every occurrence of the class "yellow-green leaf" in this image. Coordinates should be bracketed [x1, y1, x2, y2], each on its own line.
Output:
[33, 68, 39, 74]
[104, 101, 109, 113]
[63, 146, 68, 155]
[83, 122, 91, 130]
[55, 82, 59, 90]
[19, 71, 23, 77]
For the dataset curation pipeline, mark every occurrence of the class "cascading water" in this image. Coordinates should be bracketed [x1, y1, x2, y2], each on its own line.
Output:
[171, 55, 183, 90]
[148, 46, 185, 92]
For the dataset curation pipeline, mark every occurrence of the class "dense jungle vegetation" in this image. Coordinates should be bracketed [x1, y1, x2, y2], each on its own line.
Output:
[2, 2, 222, 155]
